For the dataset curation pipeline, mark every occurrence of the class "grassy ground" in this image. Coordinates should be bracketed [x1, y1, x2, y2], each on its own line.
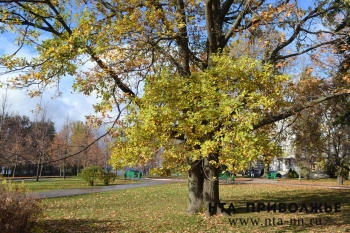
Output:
[4, 177, 138, 192]
[277, 177, 350, 186]
[36, 180, 350, 233]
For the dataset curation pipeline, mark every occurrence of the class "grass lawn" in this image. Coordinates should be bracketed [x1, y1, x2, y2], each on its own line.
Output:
[37, 180, 350, 233]
[4, 177, 138, 192]
[277, 177, 350, 186]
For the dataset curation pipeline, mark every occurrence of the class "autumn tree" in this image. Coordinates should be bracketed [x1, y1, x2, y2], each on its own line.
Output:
[50, 118, 72, 179]
[292, 108, 324, 180]
[99, 134, 113, 172]
[0, 113, 31, 176]
[68, 121, 104, 173]
[320, 98, 350, 185]
[27, 106, 55, 181]
[6, 114, 31, 177]
[0, 88, 13, 173]
[0, 90, 31, 176]
[289, 67, 329, 180]
[0, 0, 350, 214]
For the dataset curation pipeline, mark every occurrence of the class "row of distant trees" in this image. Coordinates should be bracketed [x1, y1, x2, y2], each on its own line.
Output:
[0, 91, 110, 181]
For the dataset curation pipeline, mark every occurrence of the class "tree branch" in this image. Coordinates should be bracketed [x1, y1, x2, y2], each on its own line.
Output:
[44, 0, 72, 34]
[219, 0, 251, 50]
[269, 3, 339, 62]
[254, 90, 350, 130]
[174, 0, 190, 75]
[276, 38, 341, 60]
[205, 0, 218, 55]
[86, 46, 136, 97]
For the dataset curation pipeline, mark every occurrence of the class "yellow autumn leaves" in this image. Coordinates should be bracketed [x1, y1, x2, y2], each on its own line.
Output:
[110, 54, 289, 172]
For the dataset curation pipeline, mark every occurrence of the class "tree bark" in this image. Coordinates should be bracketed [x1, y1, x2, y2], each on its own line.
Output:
[305, 164, 311, 180]
[203, 156, 220, 216]
[186, 154, 221, 217]
[12, 164, 16, 178]
[63, 158, 66, 180]
[337, 166, 343, 185]
[187, 160, 203, 215]
[36, 157, 42, 182]
[39, 163, 43, 177]
[77, 155, 80, 176]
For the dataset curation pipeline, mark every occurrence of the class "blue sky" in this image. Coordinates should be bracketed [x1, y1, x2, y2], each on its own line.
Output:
[0, 33, 100, 131]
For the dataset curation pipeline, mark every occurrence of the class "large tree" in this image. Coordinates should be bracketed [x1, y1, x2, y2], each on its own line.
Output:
[0, 0, 349, 214]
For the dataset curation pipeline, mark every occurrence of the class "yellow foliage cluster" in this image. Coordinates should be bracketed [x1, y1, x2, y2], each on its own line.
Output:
[110, 55, 288, 171]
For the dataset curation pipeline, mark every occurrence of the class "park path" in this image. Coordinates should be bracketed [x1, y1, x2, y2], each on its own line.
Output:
[36, 179, 182, 199]
[34, 178, 350, 199]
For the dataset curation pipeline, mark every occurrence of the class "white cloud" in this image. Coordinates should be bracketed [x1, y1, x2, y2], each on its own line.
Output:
[0, 33, 37, 59]
[0, 33, 102, 132]
[1, 83, 100, 132]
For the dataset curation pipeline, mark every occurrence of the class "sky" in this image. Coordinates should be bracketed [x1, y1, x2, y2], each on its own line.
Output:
[0, 34, 100, 131]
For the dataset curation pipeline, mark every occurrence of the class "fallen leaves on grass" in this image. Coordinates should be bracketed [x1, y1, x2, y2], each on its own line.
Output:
[38, 183, 350, 233]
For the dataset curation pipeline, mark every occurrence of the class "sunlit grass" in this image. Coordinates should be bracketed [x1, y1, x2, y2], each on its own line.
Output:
[277, 177, 350, 186]
[38, 181, 350, 233]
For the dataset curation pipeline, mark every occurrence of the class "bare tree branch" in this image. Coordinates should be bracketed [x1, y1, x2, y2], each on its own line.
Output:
[254, 90, 350, 130]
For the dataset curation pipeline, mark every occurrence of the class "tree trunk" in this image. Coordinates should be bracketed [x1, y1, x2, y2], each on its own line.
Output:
[187, 160, 203, 215]
[12, 164, 17, 178]
[39, 163, 43, 177]
[77, 155, 80, 176]
[36, 164, 40, 182]
[36, 157, 42, 182]
[203, 157, 220, 216]
[337, 166, 343, 185]
[305, 164, 310, 180]
[264, 161, 269, 178]
[63, 158, 66, 180]
[12, 154, 18, 178]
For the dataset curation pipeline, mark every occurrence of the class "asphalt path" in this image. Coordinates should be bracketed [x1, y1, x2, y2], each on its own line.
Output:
[36, 179, 182, 199]
[33, 178, 350, 199]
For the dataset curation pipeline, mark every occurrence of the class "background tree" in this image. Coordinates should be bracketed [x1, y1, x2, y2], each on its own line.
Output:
[0, 88, 12, 175]
[292, 108, 324, 180]
[290, 68, 327, 180]
[50, 118, 72, 179]
[6, 115, 31, 177]
[322, 99, 350, 185]
[27, 105, 55, 181]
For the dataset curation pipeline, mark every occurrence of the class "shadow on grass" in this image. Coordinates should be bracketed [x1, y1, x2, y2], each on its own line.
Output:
[221, 184, 350, 232]
[38, 218, 125, 233]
